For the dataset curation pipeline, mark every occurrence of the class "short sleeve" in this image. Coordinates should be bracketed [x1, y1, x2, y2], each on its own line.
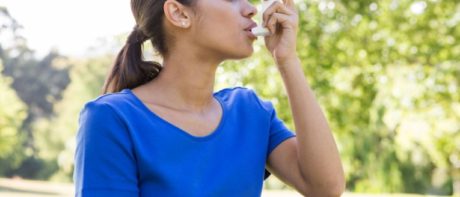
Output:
[264, 101, 296, 157]
[74, 101, 139, 197]
[249, 90, 296, 180]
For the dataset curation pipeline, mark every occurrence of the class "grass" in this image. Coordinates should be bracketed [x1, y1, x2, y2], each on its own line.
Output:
[0, 178, 451, 197]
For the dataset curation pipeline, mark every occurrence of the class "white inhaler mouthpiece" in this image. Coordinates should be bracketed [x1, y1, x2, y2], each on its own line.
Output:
[252, 0, 281, 36]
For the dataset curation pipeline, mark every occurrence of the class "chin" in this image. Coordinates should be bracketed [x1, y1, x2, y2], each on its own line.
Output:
[230, 46, 254, 59]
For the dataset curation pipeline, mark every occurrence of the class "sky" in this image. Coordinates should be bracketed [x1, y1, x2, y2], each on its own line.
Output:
[0, 0, 135, 58]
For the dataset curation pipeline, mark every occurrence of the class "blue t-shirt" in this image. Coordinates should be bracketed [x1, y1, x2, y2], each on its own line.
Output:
[74, 87, 295, 196]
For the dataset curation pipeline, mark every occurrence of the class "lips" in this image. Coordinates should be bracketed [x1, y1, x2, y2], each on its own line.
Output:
[244, 22, 258, 32]
[244, 22, 258, 40]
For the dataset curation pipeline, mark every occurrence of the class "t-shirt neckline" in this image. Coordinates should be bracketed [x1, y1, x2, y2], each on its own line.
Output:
[122, 89, 227, 141]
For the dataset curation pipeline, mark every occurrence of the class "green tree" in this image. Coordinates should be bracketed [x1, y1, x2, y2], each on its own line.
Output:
[0, 61, 27, 176]
[1, 6, 72, 179]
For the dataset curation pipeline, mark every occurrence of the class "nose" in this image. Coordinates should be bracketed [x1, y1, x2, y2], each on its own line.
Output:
[244, 2, 258, 18]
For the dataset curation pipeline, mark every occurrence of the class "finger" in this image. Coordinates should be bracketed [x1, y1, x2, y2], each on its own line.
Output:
[263, 1, 291, 24]
[262, 1, 292, 26]
[282, 0, 296, 10]
[266, 13, 291, 34]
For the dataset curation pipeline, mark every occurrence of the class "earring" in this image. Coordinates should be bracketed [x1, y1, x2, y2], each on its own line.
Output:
[182, 22, 186, 27]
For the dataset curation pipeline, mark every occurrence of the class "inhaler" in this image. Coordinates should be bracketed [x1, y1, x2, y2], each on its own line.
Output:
[252, 0, 282, 36]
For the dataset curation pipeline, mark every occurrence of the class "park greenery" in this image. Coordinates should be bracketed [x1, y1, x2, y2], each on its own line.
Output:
[0, 0, 459, 195]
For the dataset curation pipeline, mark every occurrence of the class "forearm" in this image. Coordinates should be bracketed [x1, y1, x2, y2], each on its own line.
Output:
[277, 57, 345, 195]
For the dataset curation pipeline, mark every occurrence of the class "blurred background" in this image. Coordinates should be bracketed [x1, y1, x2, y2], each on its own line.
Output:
[0, 0, 459, 196]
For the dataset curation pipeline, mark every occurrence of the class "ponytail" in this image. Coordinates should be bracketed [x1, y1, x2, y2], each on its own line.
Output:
[102, 25, 162, 94]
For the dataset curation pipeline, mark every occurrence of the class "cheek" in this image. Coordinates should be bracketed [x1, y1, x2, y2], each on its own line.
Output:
[195, 15, 241, 45]
[195, 5, 240, 35]
[191, 6, 250, 56]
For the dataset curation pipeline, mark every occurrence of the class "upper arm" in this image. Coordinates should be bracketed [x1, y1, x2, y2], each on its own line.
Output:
[266, 137, 310, 195]
[74, 102, 139, 196]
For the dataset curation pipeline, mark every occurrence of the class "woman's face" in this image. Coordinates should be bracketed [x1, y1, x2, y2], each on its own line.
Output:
[190, 0, 258, 60]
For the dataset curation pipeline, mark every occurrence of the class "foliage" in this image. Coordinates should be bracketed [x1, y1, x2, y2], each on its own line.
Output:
[0, 61, 27, 176]
[0, 5, 71, 179]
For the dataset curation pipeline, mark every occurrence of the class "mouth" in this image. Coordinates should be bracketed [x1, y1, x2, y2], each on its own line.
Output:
[244, 22, 258, 40]
[244, 22, 258, 32]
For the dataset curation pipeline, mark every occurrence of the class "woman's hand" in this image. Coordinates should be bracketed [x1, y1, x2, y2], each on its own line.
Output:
[262, 0, 299, 66]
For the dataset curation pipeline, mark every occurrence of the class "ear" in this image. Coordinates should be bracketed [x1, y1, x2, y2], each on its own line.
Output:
[164, 0, 191, 28]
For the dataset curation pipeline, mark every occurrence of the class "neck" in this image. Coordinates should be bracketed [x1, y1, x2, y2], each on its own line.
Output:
[144, 50, 223, 111]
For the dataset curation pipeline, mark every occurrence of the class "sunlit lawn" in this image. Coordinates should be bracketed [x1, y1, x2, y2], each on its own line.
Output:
[0, 178, 450, 197]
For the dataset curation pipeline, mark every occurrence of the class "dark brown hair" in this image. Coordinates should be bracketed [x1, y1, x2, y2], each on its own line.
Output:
[103, 0, 195, 93]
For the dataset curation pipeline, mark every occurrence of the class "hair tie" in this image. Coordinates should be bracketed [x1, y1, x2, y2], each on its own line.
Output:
[127, 25, 149, 44]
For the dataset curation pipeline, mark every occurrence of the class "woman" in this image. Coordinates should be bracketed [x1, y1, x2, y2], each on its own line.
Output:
[74, 0, 345, 196]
